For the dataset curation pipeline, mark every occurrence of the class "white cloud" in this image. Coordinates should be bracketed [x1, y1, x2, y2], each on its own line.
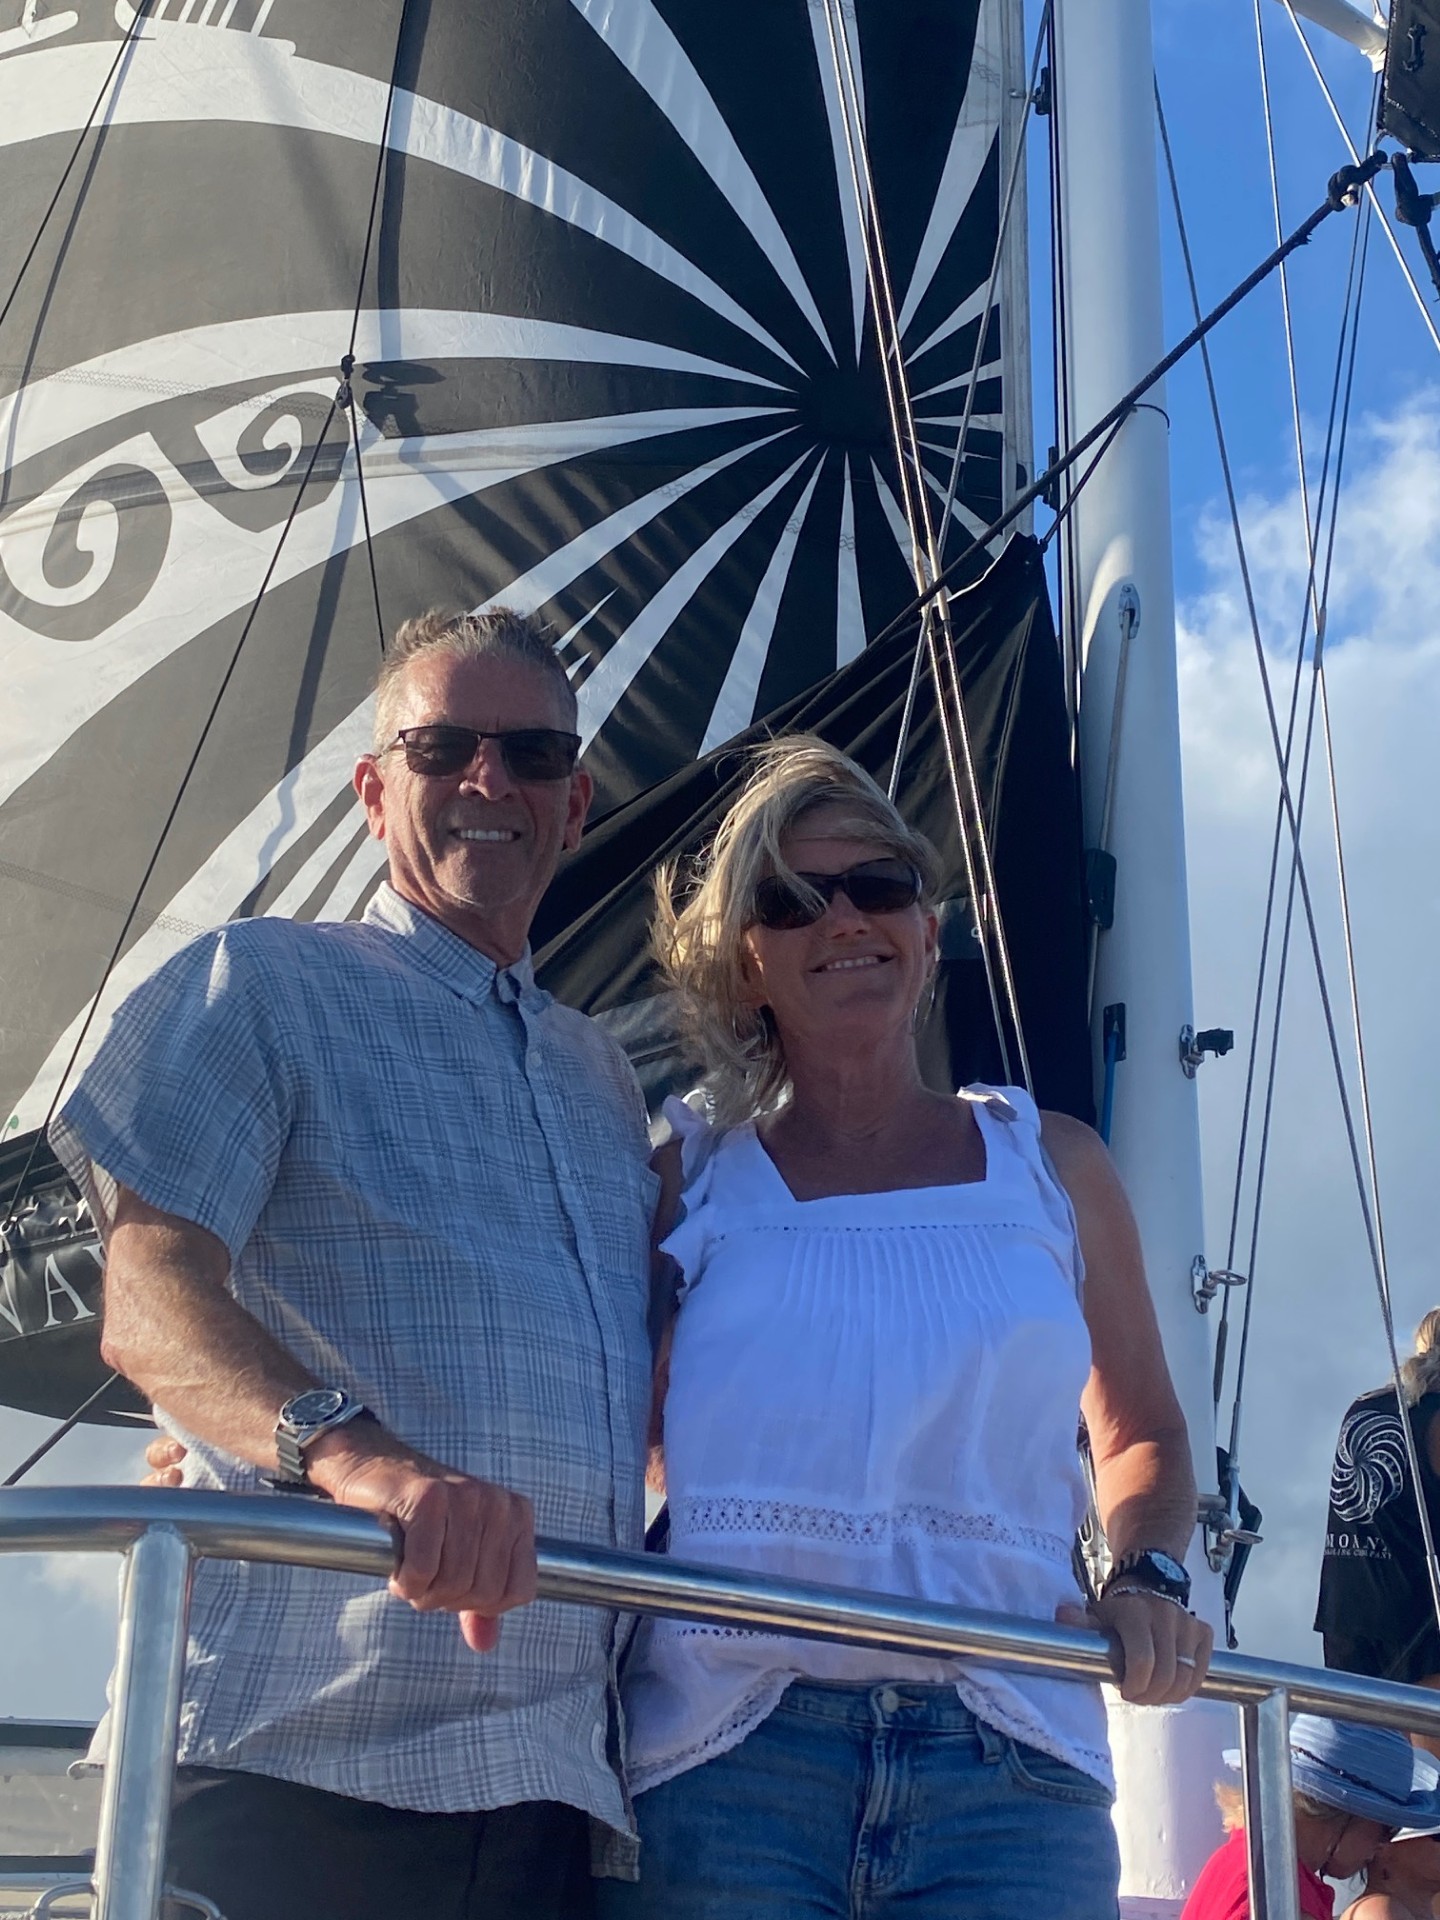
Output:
[1181, 390, 1440, 1661]
[0, 1411, 149, 1722]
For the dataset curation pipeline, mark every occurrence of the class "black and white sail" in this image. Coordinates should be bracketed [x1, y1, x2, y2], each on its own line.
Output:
[0, 0, 1058, 1415]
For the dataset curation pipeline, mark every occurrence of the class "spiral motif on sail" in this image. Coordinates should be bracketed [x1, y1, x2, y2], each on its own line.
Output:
[1330, 1408, 1410, 1525]
[0, 0, 1023, 1135]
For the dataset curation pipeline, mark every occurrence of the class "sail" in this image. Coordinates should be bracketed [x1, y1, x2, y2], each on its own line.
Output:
[0, 0, 1031, 1142]
[0, 0, 1040, 1417]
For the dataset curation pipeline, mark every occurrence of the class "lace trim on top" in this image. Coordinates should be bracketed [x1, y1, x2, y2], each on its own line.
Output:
[675, 1497, 1072, 1566]
[627, 1670, 793, 1796]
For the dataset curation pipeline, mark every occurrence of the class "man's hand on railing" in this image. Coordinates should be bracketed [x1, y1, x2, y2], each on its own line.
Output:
[140, 1429, 537, 1653]
[1057, 1590, 1214, 1705]
[306, 1426, 536, 1654]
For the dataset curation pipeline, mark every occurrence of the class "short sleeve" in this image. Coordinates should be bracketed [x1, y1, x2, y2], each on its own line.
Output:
[50, 928, 294, 1261]
[656, 1093, 720, 1291]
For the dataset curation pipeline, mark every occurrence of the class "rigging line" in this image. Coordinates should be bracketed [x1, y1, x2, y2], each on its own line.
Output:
[820, 0, 1022, 1087]
[866, 151, 1387, 654]
[887, 626, 928, 802]
[932, 0, 1052, 564]
[824, 6, 1032, 1093]
[1208, 220, 1440, 1621]
[2, 1371, 127, 1489]
[345, 387, 387, 658]
[1255, 0, 1324, 638]
[1217, 172, 1369, 1427]
[0, 1, 151, 341]
[1279, 0, 1440, 359]
[0, 395, 345, 1239]
[893, 0, 1051, 801]
[346, 0, 412, 367]
[340, 0, 412, 656]
[1211, 48, 1367, 1325]
[1049, 10, 1083, 738]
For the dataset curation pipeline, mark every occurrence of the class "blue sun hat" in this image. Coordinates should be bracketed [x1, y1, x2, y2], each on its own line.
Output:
[1222, 1716, 1440, 1828]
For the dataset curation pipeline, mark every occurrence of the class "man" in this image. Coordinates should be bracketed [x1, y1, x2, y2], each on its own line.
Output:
[51, 610, 657, 1919]
[1316, 1310, 1440, 1759]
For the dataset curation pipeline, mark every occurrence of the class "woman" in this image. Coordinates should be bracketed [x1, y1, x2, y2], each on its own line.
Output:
[601, 736, 1211, 1918]
[1342, 1823, 1440, 1920]
[1183, 1714, 1440, 1920]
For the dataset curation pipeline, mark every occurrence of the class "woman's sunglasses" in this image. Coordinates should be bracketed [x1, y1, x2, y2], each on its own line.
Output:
[751, 858, 923, 931]
[386, 724, 581, 783]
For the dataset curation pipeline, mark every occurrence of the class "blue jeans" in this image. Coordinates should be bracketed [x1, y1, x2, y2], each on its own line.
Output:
[600, 1680, 1119, 1919]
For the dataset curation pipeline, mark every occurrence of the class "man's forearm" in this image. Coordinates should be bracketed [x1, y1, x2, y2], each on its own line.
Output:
[104, 1192, 321, 1471]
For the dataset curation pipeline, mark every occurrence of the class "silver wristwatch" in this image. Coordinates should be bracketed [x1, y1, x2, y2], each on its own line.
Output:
[273, 1388, 371, 1486]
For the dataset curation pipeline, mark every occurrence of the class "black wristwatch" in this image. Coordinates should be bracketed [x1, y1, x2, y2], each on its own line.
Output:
[1101, 1548, 1192, 1608]
[273, 1388, 372, 1487]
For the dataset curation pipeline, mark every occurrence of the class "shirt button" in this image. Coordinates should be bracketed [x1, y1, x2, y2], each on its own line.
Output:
[878, 1688, 901, 1713]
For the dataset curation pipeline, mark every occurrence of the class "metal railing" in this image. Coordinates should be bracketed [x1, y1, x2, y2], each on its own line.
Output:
[6, 1489, 1440, 1920]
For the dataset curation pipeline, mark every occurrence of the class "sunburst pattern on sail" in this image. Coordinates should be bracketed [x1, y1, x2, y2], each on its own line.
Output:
[0, 0, 1027, 1136]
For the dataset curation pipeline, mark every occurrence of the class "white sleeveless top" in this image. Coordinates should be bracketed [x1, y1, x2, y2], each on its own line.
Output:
[620, 1084, 1113, 1796]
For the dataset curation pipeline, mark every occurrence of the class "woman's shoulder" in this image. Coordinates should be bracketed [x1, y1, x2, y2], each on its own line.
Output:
[1339, 1894, 1412, 1920]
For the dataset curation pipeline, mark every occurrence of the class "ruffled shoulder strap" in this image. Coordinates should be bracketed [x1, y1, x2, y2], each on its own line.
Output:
[961, 1083, 1085, 1299]
[656, 1092, 724, 1295]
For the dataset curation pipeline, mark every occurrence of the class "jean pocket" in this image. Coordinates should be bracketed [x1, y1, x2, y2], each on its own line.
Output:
[1003, 1738, 1115, 1808]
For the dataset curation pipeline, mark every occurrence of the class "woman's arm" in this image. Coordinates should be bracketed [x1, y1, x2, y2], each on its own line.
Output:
[1042, 1110, 1214, 1704]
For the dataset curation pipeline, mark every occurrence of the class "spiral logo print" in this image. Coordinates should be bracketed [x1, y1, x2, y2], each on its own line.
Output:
[1330, 1408, 1409, 1524]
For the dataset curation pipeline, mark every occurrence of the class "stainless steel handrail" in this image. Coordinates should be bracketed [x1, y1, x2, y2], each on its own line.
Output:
[6, 1487, 1436, 1920]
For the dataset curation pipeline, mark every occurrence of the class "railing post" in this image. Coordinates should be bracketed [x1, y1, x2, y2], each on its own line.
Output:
[1242, 1688, 1300, 1920]
[91, 1524, 194, 1920]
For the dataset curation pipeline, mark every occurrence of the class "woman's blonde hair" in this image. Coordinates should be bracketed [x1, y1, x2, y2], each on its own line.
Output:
[1401, 1309, 1440, 1405]
[1213, 1781, 1337, 1833]
[654, 735, 941, 1130]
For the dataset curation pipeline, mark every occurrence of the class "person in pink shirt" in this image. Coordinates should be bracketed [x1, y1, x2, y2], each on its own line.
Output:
[1183, 1716, 1440, 1920]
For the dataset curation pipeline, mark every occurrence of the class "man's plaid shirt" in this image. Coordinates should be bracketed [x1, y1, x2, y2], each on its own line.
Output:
[53, 884, 656, 1850]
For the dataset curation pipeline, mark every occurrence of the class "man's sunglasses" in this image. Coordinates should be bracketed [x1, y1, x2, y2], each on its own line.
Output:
[751, 858, 923, 931]
[386, 724, 582, 783]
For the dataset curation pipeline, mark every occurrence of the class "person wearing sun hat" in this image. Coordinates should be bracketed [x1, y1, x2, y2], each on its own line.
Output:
[1340, 1815, 1440, 1920]
[1182, 1716, 1440, 1920]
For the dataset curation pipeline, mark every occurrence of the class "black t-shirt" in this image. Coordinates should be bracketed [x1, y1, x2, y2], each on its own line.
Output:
[1315, 1385, 1440, 1682]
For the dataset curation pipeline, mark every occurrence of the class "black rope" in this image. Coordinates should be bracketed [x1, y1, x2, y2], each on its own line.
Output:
[0, 1371, 130, 1488]
[0, 3, 151, 341]
[342, 371, 387, 659]
[868, 151, 1389, 653]
[1391, 153, 1440, 302]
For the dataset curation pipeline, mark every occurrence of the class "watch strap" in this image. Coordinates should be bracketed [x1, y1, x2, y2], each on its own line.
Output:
[273, 1393, 370, 1485]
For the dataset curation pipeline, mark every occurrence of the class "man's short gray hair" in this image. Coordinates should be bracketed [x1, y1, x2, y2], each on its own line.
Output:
[373, 607, 578, 752]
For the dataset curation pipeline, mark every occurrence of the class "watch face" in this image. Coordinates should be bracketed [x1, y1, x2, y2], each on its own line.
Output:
[1149, 1552, 1188, 1585]
[283, 1388, 347, 1427]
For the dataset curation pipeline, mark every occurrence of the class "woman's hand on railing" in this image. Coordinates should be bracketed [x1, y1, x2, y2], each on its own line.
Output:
[142, 1435, 186, 1487]
[1057, 1592, 1214, 1705]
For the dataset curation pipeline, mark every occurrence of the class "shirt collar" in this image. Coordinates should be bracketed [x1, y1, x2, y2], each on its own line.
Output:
[363, 883, 551, 1014]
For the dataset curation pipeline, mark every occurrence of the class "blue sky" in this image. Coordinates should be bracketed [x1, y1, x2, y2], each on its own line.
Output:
[1137, 0, 1434, 599]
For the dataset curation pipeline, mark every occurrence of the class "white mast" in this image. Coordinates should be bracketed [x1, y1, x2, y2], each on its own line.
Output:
[1051, 0, 1234, 1908]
